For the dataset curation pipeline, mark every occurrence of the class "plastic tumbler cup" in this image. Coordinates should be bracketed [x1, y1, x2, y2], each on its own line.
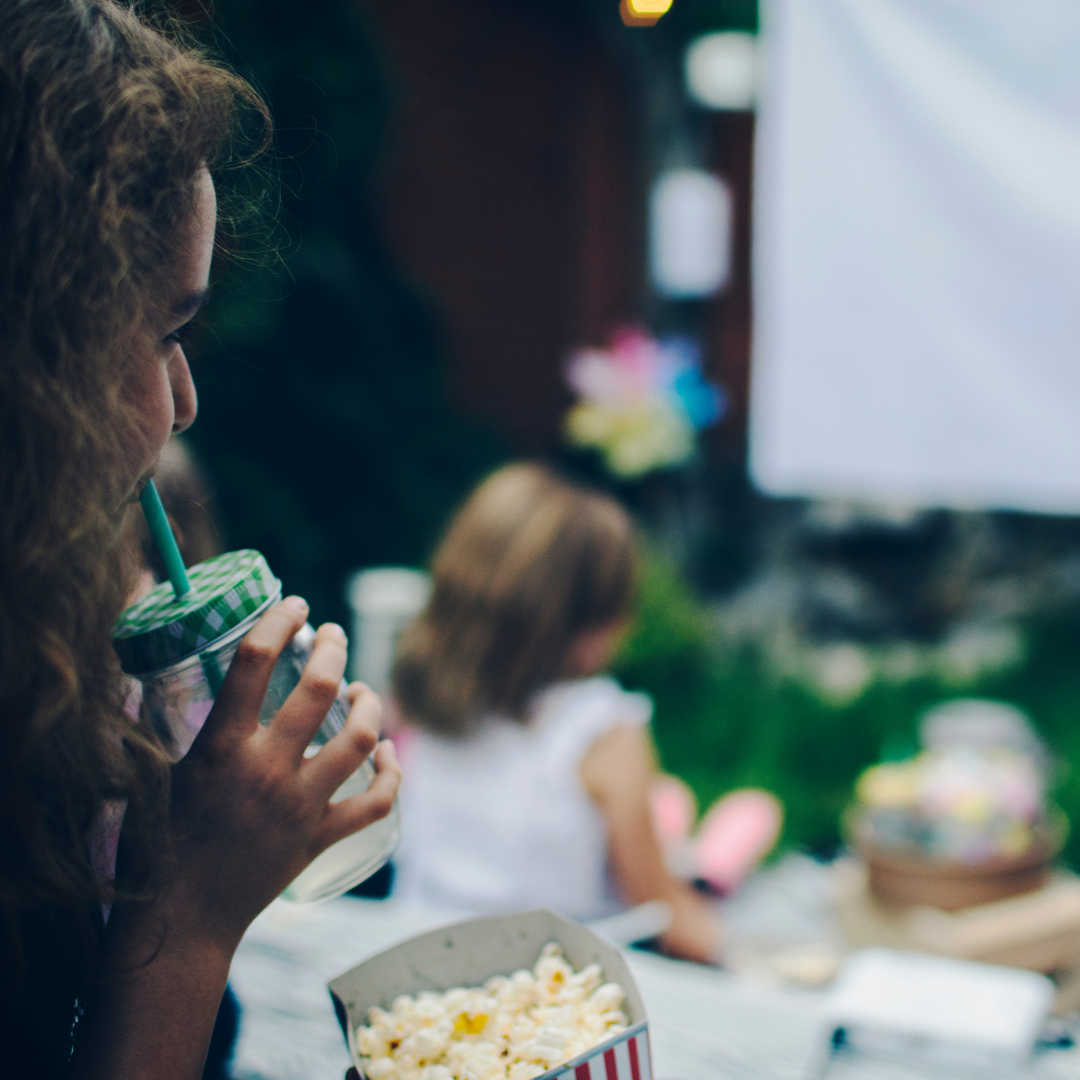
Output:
[113, 549, 400, 903]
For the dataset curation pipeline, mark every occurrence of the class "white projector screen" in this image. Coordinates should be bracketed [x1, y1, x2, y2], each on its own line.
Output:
[750, 0, 1080, 514]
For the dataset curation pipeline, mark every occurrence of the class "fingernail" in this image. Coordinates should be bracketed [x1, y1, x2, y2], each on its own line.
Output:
[282, 595, 309, 614]
[323, 622, 347, 644]
[380, 738, 398, 760]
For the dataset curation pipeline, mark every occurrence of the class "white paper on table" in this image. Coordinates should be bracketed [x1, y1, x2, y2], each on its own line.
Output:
[751, 0, 1080, 514]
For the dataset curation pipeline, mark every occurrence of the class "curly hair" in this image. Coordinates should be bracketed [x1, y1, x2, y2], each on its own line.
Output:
[0, 0, 269, 984]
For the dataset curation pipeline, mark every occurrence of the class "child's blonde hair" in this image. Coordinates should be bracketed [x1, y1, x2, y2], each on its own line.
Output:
[393, 463, 638, 737]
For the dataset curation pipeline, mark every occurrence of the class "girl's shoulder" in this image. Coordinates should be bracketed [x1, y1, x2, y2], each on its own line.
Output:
[406, 678, 651, 765]
[535, 673, 651, 715]
[530, 675, 652, 750]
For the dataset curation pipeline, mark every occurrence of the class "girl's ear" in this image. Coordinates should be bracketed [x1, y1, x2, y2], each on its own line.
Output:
[565, 620, 626, 679]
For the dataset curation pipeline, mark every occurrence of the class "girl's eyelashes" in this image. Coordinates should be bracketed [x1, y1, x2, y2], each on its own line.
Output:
[164, 320, 194, 347]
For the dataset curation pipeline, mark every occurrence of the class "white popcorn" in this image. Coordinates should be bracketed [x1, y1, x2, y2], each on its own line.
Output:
[569, 965, 603, 995]
[534, 1005, 573, 1028]
[508, 1064, 547, 1080]
[404, 1021, 453, 1061]
[501, 970, 538, 1011]
[443, 988, 473, 1012]
[443, 1043, 473, 1074]
[416, 994, 450, 1025]
[508, 1016, 537, 1046]
[464, 1064, 503, 1080]
[555, 984, 588, 1008]
[535, 955, 573, 993]
[461, 1041, 503, 1080]
[525, 1026, 569, 1065]
[358, 1026, 391, 1059]
[356, 945, 630, 1080]
[368, 1006, 405, 1042]
[396, 1053, 421, 1075]
[571, 1033, 600, 1059]
[366, 1057, 397, 1080]
[588, 984, 626, 1014]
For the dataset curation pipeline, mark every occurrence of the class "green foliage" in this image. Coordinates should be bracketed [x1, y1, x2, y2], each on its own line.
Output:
[616, 549, 710, 690]
[614, 552, 1080, 865]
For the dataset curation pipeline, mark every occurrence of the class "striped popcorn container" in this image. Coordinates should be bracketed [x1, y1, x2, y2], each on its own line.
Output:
[558, 1023, 650, 1080]
[328, 909, 651, 1080]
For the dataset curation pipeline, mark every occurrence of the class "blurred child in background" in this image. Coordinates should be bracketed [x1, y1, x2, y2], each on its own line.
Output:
[392, 463, 775, 963]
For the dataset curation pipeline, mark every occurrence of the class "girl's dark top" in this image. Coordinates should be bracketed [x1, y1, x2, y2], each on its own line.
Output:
[0, 901, 100, 1078]
[1, 902, 239, 1078]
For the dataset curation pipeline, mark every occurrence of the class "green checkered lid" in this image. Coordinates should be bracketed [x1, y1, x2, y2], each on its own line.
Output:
[113, 549, 280, 674]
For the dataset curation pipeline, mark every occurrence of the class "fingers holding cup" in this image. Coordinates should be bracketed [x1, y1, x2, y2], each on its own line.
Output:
[302, 681, 383, 797]
[195, 595, 310, 755]
[259, 621, 351, 759]
[319, 739, 401, 850]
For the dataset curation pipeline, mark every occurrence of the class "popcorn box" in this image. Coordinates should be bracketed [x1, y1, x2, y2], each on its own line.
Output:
[328, 908, 652, 1080]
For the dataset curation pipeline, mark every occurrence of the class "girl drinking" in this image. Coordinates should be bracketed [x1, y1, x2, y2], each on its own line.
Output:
[0, 3, 400, 1075]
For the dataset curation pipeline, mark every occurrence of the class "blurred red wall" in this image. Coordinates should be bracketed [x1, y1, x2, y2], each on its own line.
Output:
[368, 0, 643, 452]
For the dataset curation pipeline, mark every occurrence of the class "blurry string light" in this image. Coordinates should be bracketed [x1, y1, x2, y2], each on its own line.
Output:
[620, 0, 672, 28]
[685, 32, 758, 110]
[649, 169, 732, 299]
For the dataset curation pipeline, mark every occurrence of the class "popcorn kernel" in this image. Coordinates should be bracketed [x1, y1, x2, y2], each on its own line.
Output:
[454, 1013, 489, 1036]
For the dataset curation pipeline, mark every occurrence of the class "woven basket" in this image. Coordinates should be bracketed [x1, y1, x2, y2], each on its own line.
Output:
[847, 811, 1068, 912]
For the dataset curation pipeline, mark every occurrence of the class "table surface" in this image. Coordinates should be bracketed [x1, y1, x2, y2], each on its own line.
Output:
[228, 894, 1080, 1080]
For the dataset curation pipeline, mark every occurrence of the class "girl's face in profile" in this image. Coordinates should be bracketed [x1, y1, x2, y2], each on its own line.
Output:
[120, 168, 215, 494]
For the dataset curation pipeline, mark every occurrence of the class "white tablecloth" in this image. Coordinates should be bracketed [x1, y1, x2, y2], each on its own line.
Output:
[228, 895, 1080, 1080]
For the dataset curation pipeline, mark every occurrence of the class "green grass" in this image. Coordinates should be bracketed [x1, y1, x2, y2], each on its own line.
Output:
[613, 554, 1080, 866]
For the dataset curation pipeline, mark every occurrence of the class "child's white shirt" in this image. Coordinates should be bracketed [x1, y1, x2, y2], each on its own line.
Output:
[393, 675, 652, 922]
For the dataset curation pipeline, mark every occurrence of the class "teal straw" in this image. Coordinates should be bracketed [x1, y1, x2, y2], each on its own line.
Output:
[140, 478, 191, 601]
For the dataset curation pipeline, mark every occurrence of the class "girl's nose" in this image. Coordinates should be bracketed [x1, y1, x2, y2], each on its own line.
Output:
[171, 351, 198, 433]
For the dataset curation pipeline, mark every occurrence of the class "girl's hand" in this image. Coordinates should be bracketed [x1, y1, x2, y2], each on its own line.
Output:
[582, 722, 721, 965]
[79, 597, 400, 1079]
[165, 595, 401, 951]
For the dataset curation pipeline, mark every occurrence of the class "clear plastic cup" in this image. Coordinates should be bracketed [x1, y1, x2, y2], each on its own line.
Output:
[118, 563, 399, 903]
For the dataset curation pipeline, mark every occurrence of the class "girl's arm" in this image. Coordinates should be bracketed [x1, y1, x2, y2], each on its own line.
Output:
[73, 598, 401, 1079]
[581, 722, 720, 965]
